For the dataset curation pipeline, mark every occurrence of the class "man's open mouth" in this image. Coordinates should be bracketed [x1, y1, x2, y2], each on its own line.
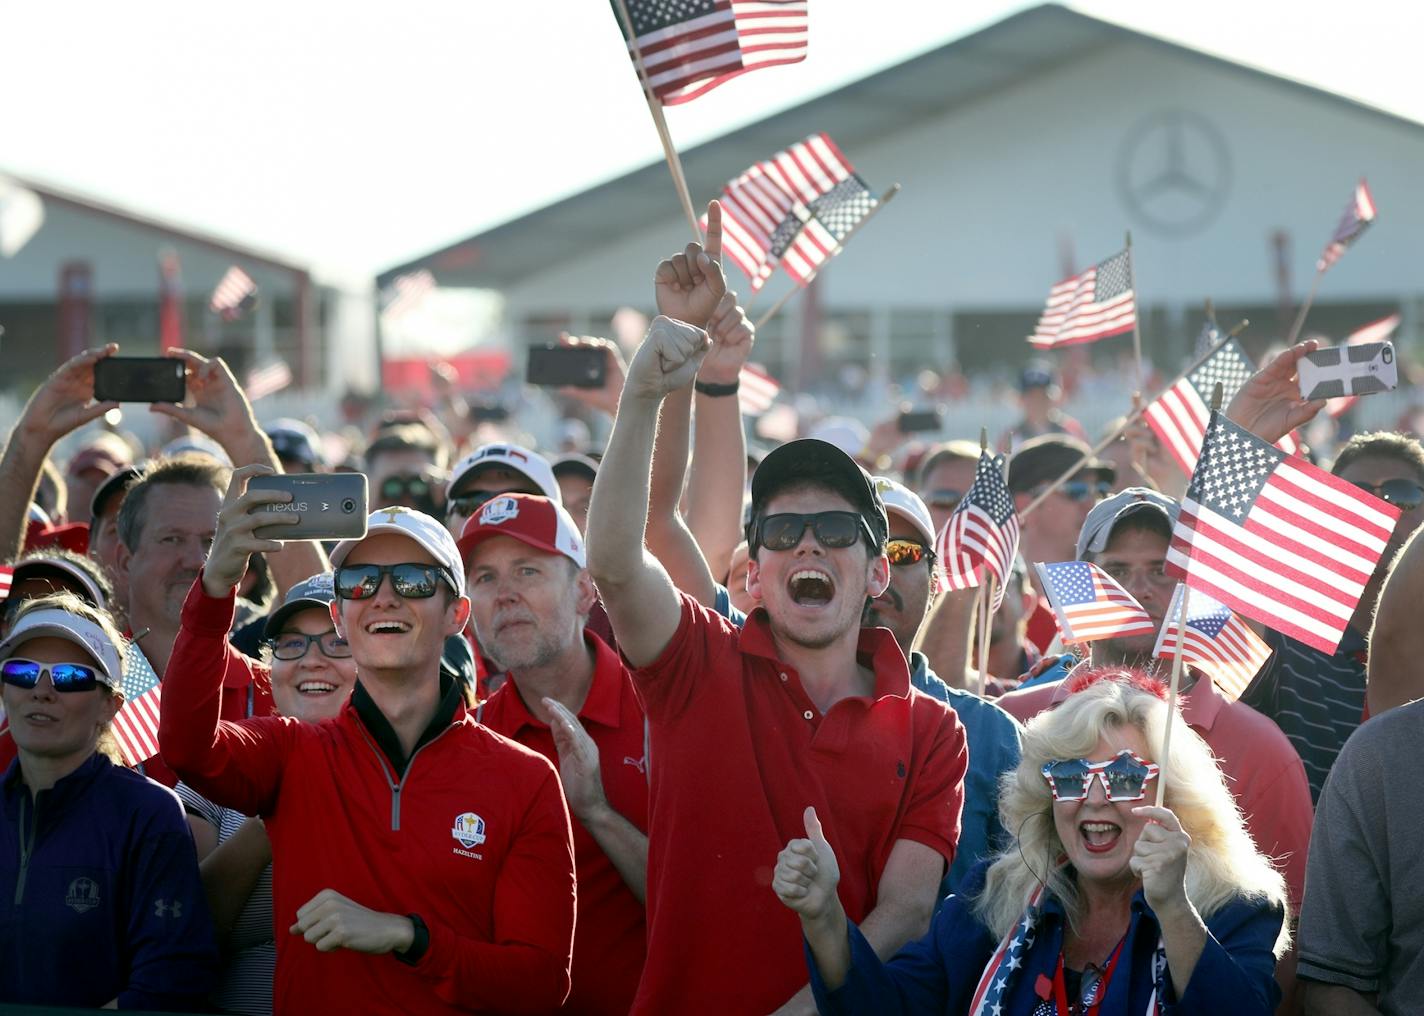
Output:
[788, 569, 835, 606]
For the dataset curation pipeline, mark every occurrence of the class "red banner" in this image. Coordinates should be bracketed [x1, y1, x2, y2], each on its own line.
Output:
[57, 261, 93, 362]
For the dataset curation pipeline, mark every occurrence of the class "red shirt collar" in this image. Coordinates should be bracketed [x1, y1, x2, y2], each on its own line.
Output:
[499, 630, 627, 735]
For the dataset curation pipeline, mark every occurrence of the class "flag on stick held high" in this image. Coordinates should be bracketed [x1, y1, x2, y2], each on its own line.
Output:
[935, 451, 1019, 611]
[1165, 411, 1399, 654]
[1317, 178, 1376, 273]
[1029, 248, 1137, 349]
[737, 365, 780, 415]
[1144, 336, 1299, 476]
[619, 0, 808, 106]
[1034, 561, 1155, 644]
[1327, 313, 1402, 418]
[158, 251, 184, 353]
[1154, 583, 1271, 700]
[112, 643, 163, 766]
[715, 133, 861, 291]
[210, 266, 257, 321]
[245, 360, 294, 402]
[381, 269, 436, 321]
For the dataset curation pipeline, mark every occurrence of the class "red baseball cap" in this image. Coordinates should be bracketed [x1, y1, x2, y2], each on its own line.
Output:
[457, 493, 586, 570]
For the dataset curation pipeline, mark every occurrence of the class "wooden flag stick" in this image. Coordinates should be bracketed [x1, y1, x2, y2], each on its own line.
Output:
[1126, 230, 1145, 390]
[754, 184, 902, 331]
[1284, 267, 1324, 347]
[975, 426, 994, 698]
[612, 0, 703, 243]
[1154, 581, 1192, 807]
[1020, 318, 1250, 520]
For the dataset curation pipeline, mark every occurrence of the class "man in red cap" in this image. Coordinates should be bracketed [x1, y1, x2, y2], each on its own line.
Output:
[460, 492, 648, 1016]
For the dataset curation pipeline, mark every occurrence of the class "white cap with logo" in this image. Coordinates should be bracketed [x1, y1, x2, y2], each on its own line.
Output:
[331, 506, 467, 598]
[448, 443, 561, 505]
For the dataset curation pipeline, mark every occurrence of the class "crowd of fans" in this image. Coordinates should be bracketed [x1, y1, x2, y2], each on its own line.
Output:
[1, 208, 1421, 1015]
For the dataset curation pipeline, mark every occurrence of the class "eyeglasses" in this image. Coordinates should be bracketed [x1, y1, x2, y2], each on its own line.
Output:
[1098, 561, 1175, 589]
[922, 488, 965, 512]
[886, 538, 933, 568]
[379, 475, 432, 502]
[1041, 749, 1160, 802]
[446, 490, 502, 519]
[1350, 478, 1424, 511]
[1, 658, 102, 693]
[756, 511, 876, 553]
[1034, 480, 1112, 503]
[333, 563, 458, 600]
[266, 631, 352, 660]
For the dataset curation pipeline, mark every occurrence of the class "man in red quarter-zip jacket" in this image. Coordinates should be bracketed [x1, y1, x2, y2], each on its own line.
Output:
[160, 465, 576, 1015]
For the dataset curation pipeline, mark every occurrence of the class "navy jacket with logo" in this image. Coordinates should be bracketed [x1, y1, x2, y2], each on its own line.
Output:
[0, 751, 218, 1009]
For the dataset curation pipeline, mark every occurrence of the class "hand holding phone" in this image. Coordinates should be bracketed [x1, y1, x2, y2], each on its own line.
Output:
[247, 474, 369, 541]
[527, 345, 608, 389]
[93, 357, 186, 403]
[897, 408, 944, 434]
[1297, 341, 1398, 401]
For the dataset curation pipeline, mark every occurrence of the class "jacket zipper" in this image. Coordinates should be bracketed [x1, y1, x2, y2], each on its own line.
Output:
[14, 792, 36, 905]
[357, 724, 458, 832]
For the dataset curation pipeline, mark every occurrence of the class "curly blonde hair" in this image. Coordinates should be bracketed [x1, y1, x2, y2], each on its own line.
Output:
[974, 670, 1290, 954]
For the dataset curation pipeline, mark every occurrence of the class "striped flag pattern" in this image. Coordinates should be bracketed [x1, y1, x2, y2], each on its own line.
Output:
[619, 0, 808, 106]
[244, 360, 293, 402]
[737, 365, 780, 415]
[1035, 561, 1155, 643]
[1327, 313, 1402, 418]
[766, 175, 878, 286]
[112, 642, 163, 766]
[935, 451, 1019, 611]
[210, 266, 257, 321]
[1029, 249, 1137, 349]
[1154, 583, 1272, 700]
[1166, 412, 1399, 654]
[381, 269, 435, 320]
[714, 133, 858, 292]
[1317, 178, 1376, 273]
[0, 567, 12, 600]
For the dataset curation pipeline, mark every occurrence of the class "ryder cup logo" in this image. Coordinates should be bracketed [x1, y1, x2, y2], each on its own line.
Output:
[479, 497, 520, 526]
[66, 877, 101, 914]
[452, 812, 487, 849]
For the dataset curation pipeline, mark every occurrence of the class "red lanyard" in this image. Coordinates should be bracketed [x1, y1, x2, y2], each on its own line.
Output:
[1053, 937, 1126, 1016]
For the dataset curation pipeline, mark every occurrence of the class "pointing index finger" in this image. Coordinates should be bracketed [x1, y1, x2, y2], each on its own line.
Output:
[704, 199, 722, 263]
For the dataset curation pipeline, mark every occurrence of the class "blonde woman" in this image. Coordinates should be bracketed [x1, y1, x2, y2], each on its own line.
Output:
[775, 670, 1288, 1015]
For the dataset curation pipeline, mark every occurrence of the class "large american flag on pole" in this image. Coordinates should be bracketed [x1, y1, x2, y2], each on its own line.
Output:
[1327, 313, 1401, 418]
[1317, 178, 1376, 273]
[1154, 583, 1271, 701]
[715, 133, 858, 292]
[1028, 249, 1137, 349]
[619, 0, 808, 106]
[1144, 337, 1299, 476]
[935, 451, 1019, 611]
[210, 266, 257, 321]
[1165, 412, 1399, 654]
[1035, 561, 1155, 643]
[113, 642, 163, 766]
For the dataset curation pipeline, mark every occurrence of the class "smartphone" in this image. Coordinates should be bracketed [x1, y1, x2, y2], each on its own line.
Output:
[1298, 341, 1398, 401]
[248, 473, 368, 541]
[897, 408, 944, 434]
[93, 357, 186, 403]
[526, 345, 607, 388]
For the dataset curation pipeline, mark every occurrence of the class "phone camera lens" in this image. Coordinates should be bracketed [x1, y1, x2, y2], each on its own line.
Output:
[342, 499, 356, 513]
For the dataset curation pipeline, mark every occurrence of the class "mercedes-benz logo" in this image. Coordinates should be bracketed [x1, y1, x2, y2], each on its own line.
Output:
[1116, 110, 1231, 237]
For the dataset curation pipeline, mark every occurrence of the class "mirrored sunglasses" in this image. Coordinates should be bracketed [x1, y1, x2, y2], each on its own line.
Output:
[1, 658, 102, 693]
[886, 538, 932, 568]
[333, 563, 456, 600]
[1350, 478, 1424, 511]
[1041, 749, 1160, 802]
[379, 475, 432, 501]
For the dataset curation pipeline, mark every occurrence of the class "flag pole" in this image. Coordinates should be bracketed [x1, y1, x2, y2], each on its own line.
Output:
[1154, 581, 1193, 807]
[975, 426, 994, 698]
[754, 184, 901, 332]
[612, 0, 703, 243]
[1020, 317, 1249, 520]
[1284, 267, 1324, 347]
[1126, 230, 1145, 389]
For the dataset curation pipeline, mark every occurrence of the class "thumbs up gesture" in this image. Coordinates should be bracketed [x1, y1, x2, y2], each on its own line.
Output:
[624, 315, 710, 402]
[772, 806, 842, 921]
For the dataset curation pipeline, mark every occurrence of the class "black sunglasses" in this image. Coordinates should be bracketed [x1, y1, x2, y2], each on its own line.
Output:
[756, 511, 876, 553]
[333, 563, 457, 600]
[266, 631, 352, 660]
[1351, 478, 1424, 511]
[446, 490, 502, 519]
[1032, 479, 1111, 503]
[886, 538, 933, 568]
[379, 475, 432, 501]
[1, 658, 102, 693]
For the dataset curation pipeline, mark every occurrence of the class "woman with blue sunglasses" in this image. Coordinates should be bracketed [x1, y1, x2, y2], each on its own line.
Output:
[775, 669, 1289, 1015]
[0, 592, 217, 1009]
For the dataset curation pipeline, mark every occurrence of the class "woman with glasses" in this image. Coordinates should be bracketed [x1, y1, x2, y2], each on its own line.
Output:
[774, 669, 1289, 1015]
[173, 572, 356, 1015]
[0, 592, 217, 1009]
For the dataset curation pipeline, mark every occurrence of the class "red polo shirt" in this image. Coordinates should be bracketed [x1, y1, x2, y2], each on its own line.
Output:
[996, 671, 1313, 908]
[477, 632, 647, 1016]
[630, 593, 967, 1016]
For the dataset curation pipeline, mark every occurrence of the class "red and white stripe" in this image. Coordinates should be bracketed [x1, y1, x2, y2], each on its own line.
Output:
[1028, 255, 1137, 349]
[112, 684, 162, 766]
[1146, 379, 1301, 477]
[209, 266, 257, 319]
[0, 566, 12, 600]
[1037, 562, 1155, 643]
[1327, 313, 1402, 418]
[245, 360, 293, 402]
[737, 365, 780, 414]
[382, 269, 435, 320]
[1153, 585, 1271, 701]
[1317, 178, 1377, 273]
[649, 1, 809, 106]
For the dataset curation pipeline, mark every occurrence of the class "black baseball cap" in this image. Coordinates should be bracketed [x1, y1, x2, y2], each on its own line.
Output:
[748, 438, 888, 550]
[89, 464, 141, 522]
[263, 572, 338, 640]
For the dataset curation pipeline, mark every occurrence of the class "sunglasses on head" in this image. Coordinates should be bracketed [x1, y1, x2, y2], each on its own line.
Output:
[1, 658, 103, 693]
[756, 511, 877, 553]
[1351, 478, 1424, 511]
[266, 630, 352, 660]
[379, 475, 432, 501]
[886, 538, 933, 568]
[333, 563, 458, 601]
[446, 490, 502, 519]
[1041, 749, 1160, 802]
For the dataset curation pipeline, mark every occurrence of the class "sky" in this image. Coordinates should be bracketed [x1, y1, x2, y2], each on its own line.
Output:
[2, 1, 1419, 284]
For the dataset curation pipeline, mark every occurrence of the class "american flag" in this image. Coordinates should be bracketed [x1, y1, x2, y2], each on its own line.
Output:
[1154, 583, 1272, 701]
[715, 133, 857, 292]
[244, 359, 293, 402]
[1327, 313, 1401, 418]
[1143, 337, 1299, 477]
[935, 451, 1019, 611]
[209, 266, 257, 321]
[1028, 249, 1137, 349]
[967, 883, 1045, 1016]
[767, 174, 877, 286]
[1317, 178, 1376, 273]
[618, 0, 808, 106]
[1035, 561, 1155, 643]
[381, 269, 435, 320]
[112, 642, 163, 766]
[737, 364, 780, 415]
[1165, 412, 1399, 654]
[0, 566, 12, 600]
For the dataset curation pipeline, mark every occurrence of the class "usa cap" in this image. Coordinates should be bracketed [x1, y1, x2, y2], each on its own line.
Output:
[448, 443, 560, 505]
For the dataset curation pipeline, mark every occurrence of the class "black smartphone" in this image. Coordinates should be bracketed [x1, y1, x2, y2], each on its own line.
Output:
[468, 403, 511, 424]
[248, 473, 368, 541]
[897, 408, 944, 434]
[93, 357, 186, 403]
[526, 345, 607, 389]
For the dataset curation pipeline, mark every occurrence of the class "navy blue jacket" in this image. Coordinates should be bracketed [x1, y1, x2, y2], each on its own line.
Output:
[0, 752, 218, 1009]
[809, 861, 1283, 1015]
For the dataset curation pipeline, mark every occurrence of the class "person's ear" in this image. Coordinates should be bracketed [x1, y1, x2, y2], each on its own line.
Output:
[447, 596, 471, 635]
[329, 600, 344, 638]
[101, 690, 124, 725]
[114, 539, 134, 582]
[574, 569, 598, 615]
[866, 554, 890, 598]
[745, 553, 765, 603]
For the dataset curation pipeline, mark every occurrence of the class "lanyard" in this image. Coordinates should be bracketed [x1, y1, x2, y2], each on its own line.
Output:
[1053, 936, 1126, 1016]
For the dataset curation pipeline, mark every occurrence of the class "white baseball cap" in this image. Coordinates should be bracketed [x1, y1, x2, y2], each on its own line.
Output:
[0, 607, 125, 689]
[331, 506, 467, 598]
[448, 443, 561, 505]
[10, 555, 108, 610]
[873, 475, 936, 547]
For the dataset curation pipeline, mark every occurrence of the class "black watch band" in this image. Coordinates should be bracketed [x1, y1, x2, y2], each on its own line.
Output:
[395, 913, 430, 965]
[694, 378, 740, 397]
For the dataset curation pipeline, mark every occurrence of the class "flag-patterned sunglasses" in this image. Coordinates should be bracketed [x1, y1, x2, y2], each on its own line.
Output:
[1041, 749, 1160, 802]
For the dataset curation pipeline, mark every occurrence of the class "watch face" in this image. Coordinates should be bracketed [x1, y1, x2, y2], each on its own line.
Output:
[1116, 110, 1232, 238]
